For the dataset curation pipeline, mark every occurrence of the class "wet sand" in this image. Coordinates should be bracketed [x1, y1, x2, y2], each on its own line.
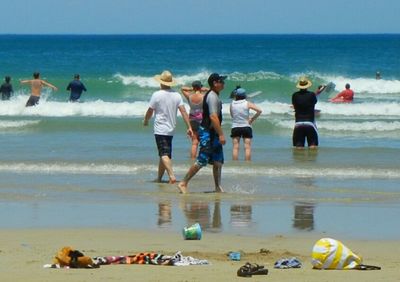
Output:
[1, 228, 398, 282]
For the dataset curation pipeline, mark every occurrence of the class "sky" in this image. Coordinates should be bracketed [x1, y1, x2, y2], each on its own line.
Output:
[1, 0, 399, 34]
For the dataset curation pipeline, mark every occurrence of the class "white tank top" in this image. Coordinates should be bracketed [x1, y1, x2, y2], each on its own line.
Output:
[231, 100, 250, 128]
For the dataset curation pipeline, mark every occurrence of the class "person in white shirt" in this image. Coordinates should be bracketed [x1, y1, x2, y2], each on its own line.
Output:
[144, 70, 193, 184]
[230, 88, 262, 161]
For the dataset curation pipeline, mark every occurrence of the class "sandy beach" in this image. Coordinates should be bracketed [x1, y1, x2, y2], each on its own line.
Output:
[1, 228, 398, 282]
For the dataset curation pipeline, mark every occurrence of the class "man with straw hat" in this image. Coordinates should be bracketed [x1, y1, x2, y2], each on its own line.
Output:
[292, 77, 318, 149]
[144, 70, 193, 184]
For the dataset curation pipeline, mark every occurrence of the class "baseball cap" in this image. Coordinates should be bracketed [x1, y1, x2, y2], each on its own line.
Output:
[192, 80, 203, 89]
[208, 73, 227, 86]
[235, 88, 246, 97]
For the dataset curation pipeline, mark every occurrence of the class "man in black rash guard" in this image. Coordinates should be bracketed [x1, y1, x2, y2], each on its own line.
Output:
[291, 77, 318, 149]
[67, 74, 87, 102]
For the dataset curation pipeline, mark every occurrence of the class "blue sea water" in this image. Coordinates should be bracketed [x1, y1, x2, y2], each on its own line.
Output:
[0, 35, 400, 239]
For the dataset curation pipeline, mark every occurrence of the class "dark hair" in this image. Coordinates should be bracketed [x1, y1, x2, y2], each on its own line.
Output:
[235, 95, 246, 101]
[5, 76, 11, 83]
[74, 74, 80, 79]
[33, 72, 40, 79]
[345, 83, 350, 89]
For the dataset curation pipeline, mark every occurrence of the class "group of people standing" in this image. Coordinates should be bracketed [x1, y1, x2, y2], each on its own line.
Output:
[144, 71, 356, 194]
[143, 70, 262, 194]
[0, 73, 87, 105]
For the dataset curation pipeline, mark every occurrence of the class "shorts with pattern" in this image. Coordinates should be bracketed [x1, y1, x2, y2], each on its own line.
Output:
[155, 134, 173, 158]
[230, 126, 253, 139]
[196, 127, 224, 167]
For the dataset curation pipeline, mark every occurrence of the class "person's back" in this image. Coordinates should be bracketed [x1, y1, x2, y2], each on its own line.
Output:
[292, 90, 317, 122]
[151, 89, 182, 136]
[31, 79, 43, 96]
[0, 77, 13, 100]
[231, 99, 250, 128]
[67, 76, 87, 101]
[188, 92, 203, 122]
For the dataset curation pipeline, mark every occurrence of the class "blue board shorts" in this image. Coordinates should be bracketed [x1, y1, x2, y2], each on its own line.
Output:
[155, 134, 173, 158]
[196, 127, 224, 167]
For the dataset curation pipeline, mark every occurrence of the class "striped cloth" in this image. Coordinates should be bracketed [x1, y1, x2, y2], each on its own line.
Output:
[311, 238, 362, 270]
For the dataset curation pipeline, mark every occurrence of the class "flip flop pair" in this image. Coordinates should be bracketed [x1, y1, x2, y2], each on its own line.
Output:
[237, 262, 268, 277]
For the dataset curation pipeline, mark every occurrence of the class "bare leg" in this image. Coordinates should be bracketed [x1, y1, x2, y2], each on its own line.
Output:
[212, 162, 224, 193]
[191, 134, 199, 159]
[157, 158, 166, 182]
[161, 155, 176, 184]
[232, 137, 240, 160]
[178, 164, 201, 194]
[244, 138, 252, 161]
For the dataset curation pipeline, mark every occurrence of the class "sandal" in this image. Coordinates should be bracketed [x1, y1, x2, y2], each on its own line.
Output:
[237, 262, 268, 277]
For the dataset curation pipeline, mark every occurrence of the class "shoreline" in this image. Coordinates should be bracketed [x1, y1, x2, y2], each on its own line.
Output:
[1, 228, 398, 281]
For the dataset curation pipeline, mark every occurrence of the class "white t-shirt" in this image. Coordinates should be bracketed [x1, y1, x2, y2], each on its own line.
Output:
[149, 89, 184, 136]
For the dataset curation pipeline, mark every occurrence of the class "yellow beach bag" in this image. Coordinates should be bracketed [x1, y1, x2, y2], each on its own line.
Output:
[311, 238, 380, 270]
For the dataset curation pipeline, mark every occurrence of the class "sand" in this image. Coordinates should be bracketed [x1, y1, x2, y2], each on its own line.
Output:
[0, 228, 398, 282]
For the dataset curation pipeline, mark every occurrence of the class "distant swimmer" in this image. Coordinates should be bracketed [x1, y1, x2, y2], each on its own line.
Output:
[67, 74, 87, 102]
[230, 88, 262, 161]
[376, 71, 381, 80]
[292, 77, 318, 149]
[330, 83, 354, 103]
[0, 76, 13, 100]
[20, 72, 58, 107]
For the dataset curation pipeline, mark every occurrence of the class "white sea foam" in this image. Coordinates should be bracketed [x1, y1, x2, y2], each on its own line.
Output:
[1, 162, 399, 179]
[320, 75, 400, 94]
[0, 120, 40, 129]
[0, 96, 150, 117]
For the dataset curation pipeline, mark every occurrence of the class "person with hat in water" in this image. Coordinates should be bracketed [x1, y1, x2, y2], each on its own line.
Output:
[292, 77, 318, 149]
[230, 87, 262, 161]
[181, 80, 209, 159]
[178, 73, 227, 194]
[143, 70, 193, 184]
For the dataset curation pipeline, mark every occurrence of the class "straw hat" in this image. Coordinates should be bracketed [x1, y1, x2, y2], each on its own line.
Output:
[154, 70, 176, 87]
[296, 77, 312, 89]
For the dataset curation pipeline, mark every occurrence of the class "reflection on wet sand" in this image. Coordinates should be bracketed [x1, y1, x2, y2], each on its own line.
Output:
[180, 198, 222, 232]
[230, 205, 253, 228]
[157, 201, 172, 227]
[293, 202, 315, 231]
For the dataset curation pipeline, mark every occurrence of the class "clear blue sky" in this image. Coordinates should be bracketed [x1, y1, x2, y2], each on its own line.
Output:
[2, 0, 399, 34]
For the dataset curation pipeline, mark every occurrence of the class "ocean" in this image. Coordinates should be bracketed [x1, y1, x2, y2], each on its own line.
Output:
[0, 34, 400, 239]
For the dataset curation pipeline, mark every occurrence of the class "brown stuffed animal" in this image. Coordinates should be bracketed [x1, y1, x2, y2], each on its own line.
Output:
[54, 246, 98, 268]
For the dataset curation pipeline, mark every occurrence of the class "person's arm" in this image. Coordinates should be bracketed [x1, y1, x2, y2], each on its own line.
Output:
[20, 80, 31, 84]
[180, 87, 192, 100]
[209, 113, 225, 145]
[82, 83, 87, 92]
[143, 107, 154, 126]
[248, 102, 262, 125]
[200, 87, 209, 93]
[330, 90, 345, 101]
[42, 80, 58, 91]
[229, 103, 233, 118]
[10, 84, 13, 93]
[66, 83, 71, 91]
[178, 105, 193, 137]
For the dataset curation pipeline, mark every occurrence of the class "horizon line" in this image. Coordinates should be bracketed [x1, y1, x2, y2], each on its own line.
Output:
[0, 32, 399, 36]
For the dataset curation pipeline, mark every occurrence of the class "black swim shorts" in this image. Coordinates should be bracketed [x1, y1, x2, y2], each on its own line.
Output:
[292, 124, 318, 147]
[25, 95, 40, 107]
[230, 127, 253, 139]
[155, 134, 173, 158]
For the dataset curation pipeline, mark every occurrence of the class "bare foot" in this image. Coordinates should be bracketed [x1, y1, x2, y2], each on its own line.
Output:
[215, 186, 225, 193]
[169, 178, 177, 184]
[177, 182, 188, 194]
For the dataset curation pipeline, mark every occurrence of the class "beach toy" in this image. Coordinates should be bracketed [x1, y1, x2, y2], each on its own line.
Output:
[228, 252, 241, 261]
[182, 223, 202, 240]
